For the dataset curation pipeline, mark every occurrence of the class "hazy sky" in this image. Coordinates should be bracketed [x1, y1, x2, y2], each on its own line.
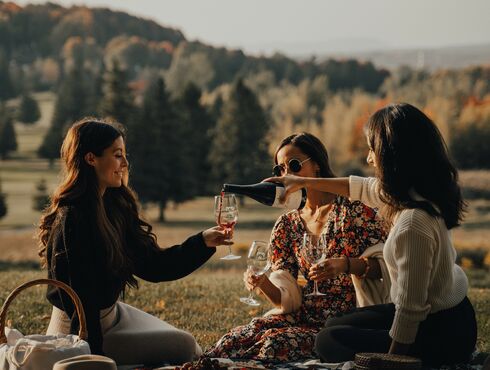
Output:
[15, 0, 490, 56]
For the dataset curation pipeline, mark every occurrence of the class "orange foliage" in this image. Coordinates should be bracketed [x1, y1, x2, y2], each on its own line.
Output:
[70, 7, 93, 27]
[128, 79, 148, 95]
[159, 41, 174, 54]
[349, 98, 389, 160]
[464, 95, 490, 108]
[62, 36, 83, 57]
[0, 2, 22, 13]
[49, 9, 63, 20]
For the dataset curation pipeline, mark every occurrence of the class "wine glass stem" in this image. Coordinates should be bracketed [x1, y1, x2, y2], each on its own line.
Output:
[227, 245, 233, 255]
[314, 281, 319, 294]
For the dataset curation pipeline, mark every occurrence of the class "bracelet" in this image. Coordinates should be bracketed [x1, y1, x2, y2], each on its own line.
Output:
[356, 257, 370, 279]
[342, 255, 351, 274]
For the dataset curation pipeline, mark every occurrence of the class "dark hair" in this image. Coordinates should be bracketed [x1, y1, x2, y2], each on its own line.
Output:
[366, 103, 465, 229]
[274, 132, 335, 178]
[39, 117, 157, 289]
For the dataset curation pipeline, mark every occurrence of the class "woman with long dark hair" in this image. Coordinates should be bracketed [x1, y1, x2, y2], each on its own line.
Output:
[39, 118, 231, 365]
[206, 132, 386, 362]
[267, 104, 477, 367]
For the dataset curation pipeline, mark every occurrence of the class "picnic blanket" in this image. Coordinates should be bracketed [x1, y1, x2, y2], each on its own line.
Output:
[120, 351, 489, 370]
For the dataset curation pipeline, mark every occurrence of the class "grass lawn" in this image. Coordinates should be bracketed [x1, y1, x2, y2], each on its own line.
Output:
[0, 266, 489, 354]
[1, 91, 489, 361]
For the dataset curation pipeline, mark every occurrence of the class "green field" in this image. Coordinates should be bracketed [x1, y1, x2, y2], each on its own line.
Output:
[0, 92, 489, 357]
[0, 268, 488, 353]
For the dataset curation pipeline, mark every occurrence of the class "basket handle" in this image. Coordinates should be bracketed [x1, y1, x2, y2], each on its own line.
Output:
[0, 278, 88, 344]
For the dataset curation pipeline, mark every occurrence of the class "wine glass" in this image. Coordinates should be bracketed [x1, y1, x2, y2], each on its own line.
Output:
[240, 240, 270, 306]
[302, 232, 326, 296]
[214, 194, 241, 260]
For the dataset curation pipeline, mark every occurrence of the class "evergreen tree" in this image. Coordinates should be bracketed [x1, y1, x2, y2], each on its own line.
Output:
[17, 92, 41, 124]
[32, 178, 50, 212]
[0, 178, 6, 220]
[86, 63, 105, 115]
[0, 105, 17, 160]
[177, 82, 215, 195]
[98, 60, 134, 124]
[208, 79, 271, 192]
[129, 77, 184, 222]
[38, 63, 88, 166]
[0, 50, 15, 101]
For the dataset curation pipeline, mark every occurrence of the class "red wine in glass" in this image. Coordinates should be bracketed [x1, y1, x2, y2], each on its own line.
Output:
[214, 193, 241, 260]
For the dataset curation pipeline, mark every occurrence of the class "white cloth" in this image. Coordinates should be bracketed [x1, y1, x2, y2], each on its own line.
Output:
[349, 176, 469, 344]
[264, 269, 302, 316]
[0, 331, 90, 370]
[350, 242, 391, 307]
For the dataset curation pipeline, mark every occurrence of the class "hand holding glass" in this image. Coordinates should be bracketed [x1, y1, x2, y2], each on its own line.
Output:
[214, 194, 241, 260]
[302, 233, 326, 296]
[240, 240, 270, 306]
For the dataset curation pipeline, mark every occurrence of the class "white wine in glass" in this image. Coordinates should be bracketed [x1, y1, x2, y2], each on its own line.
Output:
[240, 240, 270, 306]
[302, 232, 326, 296]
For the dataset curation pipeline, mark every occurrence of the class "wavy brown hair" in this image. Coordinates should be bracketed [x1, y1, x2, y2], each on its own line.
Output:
[39, 117, 157, 289]
[274, 132, 336, 178]
[365, 103, 466, 229]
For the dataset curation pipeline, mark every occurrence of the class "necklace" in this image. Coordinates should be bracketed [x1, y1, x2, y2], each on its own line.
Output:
[303, 203, 333, 224]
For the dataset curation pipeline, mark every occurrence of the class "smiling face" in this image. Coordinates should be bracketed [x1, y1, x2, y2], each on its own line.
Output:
[87, 136, 128, 194]
[275, 143, 319, 178]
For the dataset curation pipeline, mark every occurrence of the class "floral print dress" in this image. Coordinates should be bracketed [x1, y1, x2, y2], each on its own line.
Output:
[206, 196, 386, 362]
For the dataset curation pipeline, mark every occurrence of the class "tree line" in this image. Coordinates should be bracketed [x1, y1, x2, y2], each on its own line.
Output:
[0, 58, 271, 222]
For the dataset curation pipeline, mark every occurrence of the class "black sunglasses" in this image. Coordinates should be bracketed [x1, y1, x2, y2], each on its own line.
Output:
[272, 157, 311, 176]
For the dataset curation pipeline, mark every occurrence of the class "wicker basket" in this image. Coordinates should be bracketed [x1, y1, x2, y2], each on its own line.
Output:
[0, 278, 88, 344]
[355, 352, 422, 370]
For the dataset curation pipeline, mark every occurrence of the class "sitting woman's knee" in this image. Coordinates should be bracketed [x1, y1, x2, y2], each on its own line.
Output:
[171, 330, 201, 363]
[315, 326, 353, 363]
[324, 314, 346, 328]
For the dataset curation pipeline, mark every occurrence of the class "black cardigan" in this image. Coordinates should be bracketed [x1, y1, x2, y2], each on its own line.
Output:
[46, 204, 215, 354]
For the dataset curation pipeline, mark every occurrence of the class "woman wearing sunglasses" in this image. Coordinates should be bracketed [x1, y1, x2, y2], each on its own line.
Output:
[268, 105, 477, 367]
[206, 132, 387, 362]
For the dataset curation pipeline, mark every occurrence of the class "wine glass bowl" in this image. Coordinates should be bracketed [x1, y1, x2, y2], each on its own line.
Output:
[302, 232, 326, 296]
[214, 194, 241, 260]
[240, 240, 270, 306]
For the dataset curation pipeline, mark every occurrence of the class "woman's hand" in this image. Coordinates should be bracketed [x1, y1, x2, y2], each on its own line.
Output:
[243, 268, 268, 291]
[202, 226, 233, 247]
[262, 174, 306, 203]
[309, 257, 348, 281]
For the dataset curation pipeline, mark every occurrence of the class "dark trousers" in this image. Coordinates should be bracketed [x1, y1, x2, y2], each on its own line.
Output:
[315, 297, 477, 367]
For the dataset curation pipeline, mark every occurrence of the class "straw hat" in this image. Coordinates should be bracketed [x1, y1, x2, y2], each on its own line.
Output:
[53, 355, 117, 370]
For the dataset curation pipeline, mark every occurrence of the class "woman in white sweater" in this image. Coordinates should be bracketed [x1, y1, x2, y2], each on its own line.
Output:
[265, 103, 477, 367]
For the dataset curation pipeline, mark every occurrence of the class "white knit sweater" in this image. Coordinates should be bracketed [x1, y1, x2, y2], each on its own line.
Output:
[349, 176, 468, 344]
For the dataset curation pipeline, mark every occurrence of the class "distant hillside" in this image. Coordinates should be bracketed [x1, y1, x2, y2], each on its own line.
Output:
[0, 1, 390, 95]
[0, 1, 185, 63]
[322, 43, 490, 71]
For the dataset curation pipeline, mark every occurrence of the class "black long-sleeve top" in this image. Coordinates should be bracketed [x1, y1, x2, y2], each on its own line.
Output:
[46, 204, 215, 354]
